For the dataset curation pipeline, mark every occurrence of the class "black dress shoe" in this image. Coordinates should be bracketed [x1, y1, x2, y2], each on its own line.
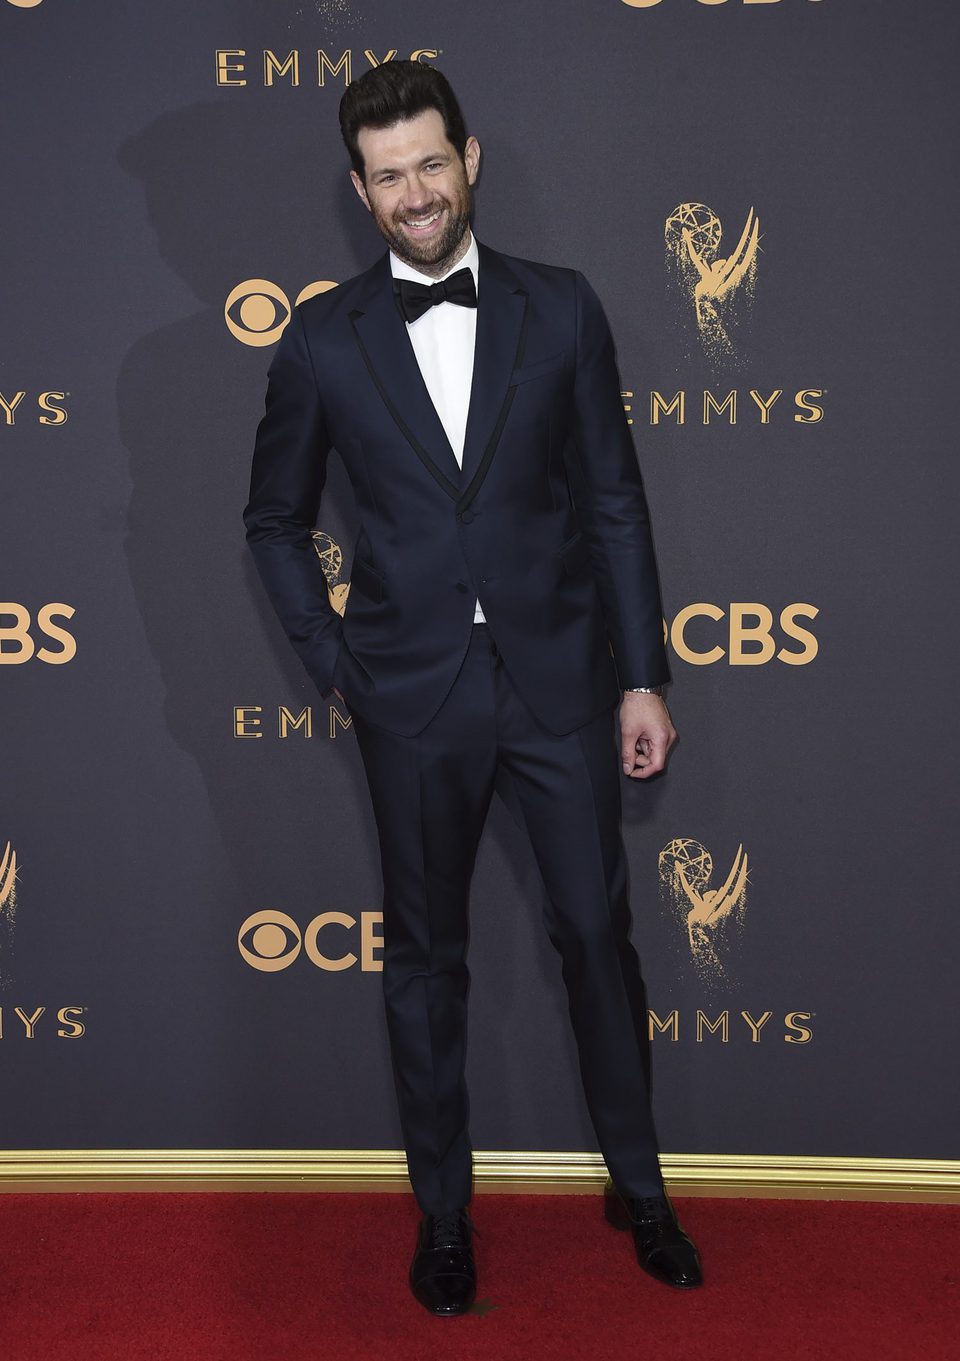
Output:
[409, 1208, 477, 1316]
[603, 1175, 703, 1288]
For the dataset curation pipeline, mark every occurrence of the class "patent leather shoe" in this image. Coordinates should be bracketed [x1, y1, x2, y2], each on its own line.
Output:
[603, 1175, 703, 1288]
[409, 1207, 477, 1315]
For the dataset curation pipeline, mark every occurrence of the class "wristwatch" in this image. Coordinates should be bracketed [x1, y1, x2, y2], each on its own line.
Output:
[624, 686, 663, 696]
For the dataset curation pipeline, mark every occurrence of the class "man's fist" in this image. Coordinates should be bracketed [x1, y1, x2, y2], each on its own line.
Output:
[619, 692, 677, 780]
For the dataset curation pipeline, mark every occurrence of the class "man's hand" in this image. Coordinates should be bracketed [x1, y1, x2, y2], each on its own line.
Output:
[619, 692, 677, 780]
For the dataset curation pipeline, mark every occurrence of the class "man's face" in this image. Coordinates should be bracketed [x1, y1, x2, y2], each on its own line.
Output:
[350, 108, 480, 272]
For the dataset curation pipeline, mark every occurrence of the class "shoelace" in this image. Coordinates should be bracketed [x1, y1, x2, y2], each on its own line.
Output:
[429, 1210, 477, 1247]
[626, 1195, 671, 1222]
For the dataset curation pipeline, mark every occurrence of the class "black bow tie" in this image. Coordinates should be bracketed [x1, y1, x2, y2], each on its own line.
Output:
[393, 267, 478, 325]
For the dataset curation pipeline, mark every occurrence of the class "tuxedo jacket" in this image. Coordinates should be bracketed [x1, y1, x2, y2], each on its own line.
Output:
[243, 242, 670, 738]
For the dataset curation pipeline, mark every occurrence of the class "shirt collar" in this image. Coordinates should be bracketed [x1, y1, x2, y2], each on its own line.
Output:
[389, 231, 479, 290]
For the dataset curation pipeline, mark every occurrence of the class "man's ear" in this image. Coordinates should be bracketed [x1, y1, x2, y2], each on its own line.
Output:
[464, 135, 481, 187]
[350, 169, 371, 212]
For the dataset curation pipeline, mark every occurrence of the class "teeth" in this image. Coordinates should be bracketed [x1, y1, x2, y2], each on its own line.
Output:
[405, 210, 441, 228]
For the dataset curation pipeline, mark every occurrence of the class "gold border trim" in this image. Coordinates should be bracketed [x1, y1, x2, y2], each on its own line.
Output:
[0, 1151, 957, 1202]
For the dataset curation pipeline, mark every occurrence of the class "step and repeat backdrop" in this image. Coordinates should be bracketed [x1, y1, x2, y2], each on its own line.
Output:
[2, 0, 957, 1165]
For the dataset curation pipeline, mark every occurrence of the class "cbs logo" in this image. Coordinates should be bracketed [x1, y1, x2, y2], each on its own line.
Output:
[225, 279, 338, 346]
[667, 602, 818, 665]
[0, 604, 76, 665]
[238, 909, 383, 972]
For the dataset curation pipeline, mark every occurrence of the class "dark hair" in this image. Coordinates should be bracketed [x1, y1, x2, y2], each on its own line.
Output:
[338, 61, 468, 181]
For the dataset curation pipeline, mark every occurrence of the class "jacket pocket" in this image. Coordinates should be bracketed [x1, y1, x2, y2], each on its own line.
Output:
[558, 529, 590, 575]
[349, 555, 386, 603]
[510, 352, 565, 385]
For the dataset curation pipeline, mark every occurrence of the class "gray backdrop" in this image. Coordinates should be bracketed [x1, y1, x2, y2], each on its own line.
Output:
[2, 0, 957, 1164]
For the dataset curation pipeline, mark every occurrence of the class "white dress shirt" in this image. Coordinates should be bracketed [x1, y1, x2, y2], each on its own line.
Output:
[389, 233, 486, 625]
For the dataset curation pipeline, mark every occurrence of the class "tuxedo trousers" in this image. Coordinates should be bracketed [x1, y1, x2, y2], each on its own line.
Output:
[349, 622, 664, 1215]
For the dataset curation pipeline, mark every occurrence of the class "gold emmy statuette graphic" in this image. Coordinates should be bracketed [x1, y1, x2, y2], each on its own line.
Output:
[311, 531, 351, 615]
[658, 838, 750, 982]
[664, 203, 761, 360]
[5, 0, 45, 8]
[0, 842, 17, 912]
[0, 841, 18, 988]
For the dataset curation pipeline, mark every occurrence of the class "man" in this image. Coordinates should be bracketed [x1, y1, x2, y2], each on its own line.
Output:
[244, 60, 702, 1315]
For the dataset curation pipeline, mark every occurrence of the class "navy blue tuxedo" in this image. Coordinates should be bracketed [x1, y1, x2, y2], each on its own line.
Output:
[244, 242, 669, 737]
[244, 241, 671, 1213]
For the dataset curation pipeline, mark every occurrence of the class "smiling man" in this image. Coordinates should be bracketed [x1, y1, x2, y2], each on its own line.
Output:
[243, 60, 702, 1315]
[350, 113, 477, 271]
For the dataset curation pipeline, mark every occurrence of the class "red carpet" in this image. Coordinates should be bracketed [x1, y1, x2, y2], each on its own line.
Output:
[2, 1192, 957, 1361]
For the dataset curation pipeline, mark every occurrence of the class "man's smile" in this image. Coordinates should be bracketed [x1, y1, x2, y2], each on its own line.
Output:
[399, 206, 444, 235]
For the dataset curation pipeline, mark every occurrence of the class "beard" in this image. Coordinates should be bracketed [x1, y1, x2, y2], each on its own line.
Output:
[370, 175, 473, 276]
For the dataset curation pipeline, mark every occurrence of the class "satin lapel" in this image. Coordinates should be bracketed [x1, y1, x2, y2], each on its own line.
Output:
[459, 245, 529, 501]
[349, 254, 462, 499]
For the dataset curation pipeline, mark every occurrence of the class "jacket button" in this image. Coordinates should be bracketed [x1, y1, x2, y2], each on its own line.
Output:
[459, 509, 474, 524]
[455, 581, 469, 593]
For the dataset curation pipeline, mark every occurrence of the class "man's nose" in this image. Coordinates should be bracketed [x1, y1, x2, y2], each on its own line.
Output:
[403, 177, 433, 210]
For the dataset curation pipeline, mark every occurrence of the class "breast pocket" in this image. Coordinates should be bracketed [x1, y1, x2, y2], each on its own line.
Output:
[510, 352, 565, 385]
